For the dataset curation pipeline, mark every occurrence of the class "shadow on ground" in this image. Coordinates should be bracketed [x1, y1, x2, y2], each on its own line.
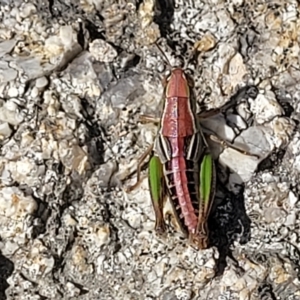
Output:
[0, 253, 14, 300]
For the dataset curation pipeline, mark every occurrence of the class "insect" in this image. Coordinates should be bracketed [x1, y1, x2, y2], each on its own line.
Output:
[126, 45, 257, 250]
[126, 59, 217, 249]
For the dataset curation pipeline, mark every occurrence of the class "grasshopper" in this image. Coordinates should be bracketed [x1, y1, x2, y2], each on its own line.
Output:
[127, 65, 216, 250]
[126, 43, 260, 249]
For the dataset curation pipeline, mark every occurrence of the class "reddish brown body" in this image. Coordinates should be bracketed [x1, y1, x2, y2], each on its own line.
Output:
[129, 66, 215, 249]
[160, 69, 199, 233]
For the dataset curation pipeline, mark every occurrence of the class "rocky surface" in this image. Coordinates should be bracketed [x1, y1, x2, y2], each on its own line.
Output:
[0, 0, 300, 299]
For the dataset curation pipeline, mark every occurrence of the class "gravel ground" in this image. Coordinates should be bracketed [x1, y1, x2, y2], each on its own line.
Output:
[0, 0, 300, 299]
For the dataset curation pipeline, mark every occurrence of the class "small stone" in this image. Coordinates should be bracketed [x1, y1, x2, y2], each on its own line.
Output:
[95, 224, 110, 246]
[219, 148, 260, 182]
[174, 287, 192, 300]
[0, 186, 37, 219]
[235, 126, 272, 157]
[250, 91, 284, 124]
[0, 39, 16, 57]
[0, 63, 18, 83]
[0, 240, 19, 256]
[71, 145, 89, 175]
[35, 77, 48, 89]
[270, 264, 291, 284]
[221, 52, 247, 95]
[59, 25, 74, 49]
[267, 117, 295, 148]
[7, 87, 18, 98]
[89, 39, 118, 62]
[19, 3, 36, 19]
[30, 87, 39, 98]
[263, 207, 287, 224]
[123, 210, 142, 229]
[0, 122, 12, 140]
[0, 100, 23, 126]
[285, 212, 296, 226]
[136, 22, 160, 46]
[194, 32, 217, 52]
[288, 191, 298, 208]
[138, 0, 155, 28]
[65, 282, 80, 297]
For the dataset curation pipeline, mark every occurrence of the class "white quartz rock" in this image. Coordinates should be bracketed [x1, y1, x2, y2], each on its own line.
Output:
[266, 117, 295, 148]
[0, 61, 18, 83]
[220, 148, 260, 183]
[0, 99, 23, 126]
[219, 126, 272, 182]
[234, 126, 273, 157]
[89, 39, 118, 62]
[0, 122, 12, 139]
[0, 186, 37, 219]
[250, 91, 284, 124]
[0, 39, 17, 57]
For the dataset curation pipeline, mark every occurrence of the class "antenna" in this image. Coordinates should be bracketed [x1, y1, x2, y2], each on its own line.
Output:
[154, 41, 173, 68]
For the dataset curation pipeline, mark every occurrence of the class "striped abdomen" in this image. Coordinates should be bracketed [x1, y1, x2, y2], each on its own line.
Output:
[156, 94, 203, 233]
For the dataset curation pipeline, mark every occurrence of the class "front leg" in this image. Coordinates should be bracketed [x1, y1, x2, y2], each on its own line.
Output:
[126, 144, 153, 192]
[125, 114, 160, 191]
[139, 114, 160, 124]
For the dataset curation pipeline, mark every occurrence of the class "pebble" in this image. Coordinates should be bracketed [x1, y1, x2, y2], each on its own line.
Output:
[0, 122, 12, 139]
[35, 76, 48, 89]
